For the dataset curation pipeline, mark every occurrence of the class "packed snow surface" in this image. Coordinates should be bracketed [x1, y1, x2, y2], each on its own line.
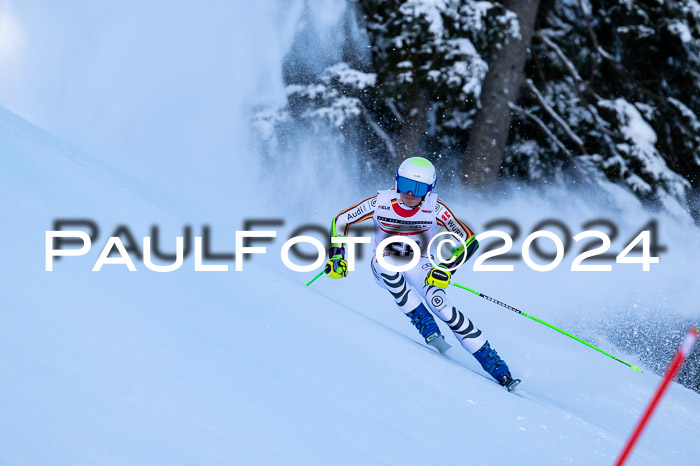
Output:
[1, 105, 700, 465]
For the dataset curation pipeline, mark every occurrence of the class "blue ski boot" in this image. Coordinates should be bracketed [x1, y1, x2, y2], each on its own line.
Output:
[473, 341, 521, 392]
[406, 303, 441, 344]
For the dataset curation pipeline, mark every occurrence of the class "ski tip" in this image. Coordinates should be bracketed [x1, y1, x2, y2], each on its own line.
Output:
[505, 378, 522, 392]
[427, 335, 452, 354]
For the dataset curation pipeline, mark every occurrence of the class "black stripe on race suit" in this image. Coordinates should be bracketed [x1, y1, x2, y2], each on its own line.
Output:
[461, 329, 482, 340]
[454, 317, 475, 336]
[448, 310, 465, 332]
[371, 261, 382, 281]
[446, 306, 460, 325]
[379, 271, 400, 282]
[382, 273, 410, 307]
[395, 291, 410, 307]
[445, 306, 482, 339]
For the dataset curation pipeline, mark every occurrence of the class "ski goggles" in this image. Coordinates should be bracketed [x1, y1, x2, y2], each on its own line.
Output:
[396, 176, 433, 197]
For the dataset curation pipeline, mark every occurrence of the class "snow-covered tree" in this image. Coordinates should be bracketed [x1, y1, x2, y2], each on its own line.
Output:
[254, 0, 700, 220]
[506, 0, 700, 219]
[254, 0, 519, 173]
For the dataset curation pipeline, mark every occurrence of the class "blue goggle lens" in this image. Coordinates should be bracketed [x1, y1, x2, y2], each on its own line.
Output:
[396, 176, 431, 197]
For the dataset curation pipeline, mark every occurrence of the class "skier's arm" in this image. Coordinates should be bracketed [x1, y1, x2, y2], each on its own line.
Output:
[330, 194, 378, 247]
[325, 194, 377, 278]
[434, 199, 479, 271]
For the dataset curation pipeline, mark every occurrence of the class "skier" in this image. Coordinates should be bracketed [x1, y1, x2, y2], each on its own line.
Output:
[325, 157, 520, 391]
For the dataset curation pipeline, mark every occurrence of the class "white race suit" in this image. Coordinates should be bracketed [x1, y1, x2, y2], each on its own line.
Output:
[331, 188, 487, 353]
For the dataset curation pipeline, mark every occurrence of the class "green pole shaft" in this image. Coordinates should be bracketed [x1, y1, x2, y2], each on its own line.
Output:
[305, 270, 325, 286]
[451, 282, 642, 372]
[521, 312, 641, 372]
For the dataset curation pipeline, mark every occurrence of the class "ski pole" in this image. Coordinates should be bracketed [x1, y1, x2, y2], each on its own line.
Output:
[451, 282, 642, 372]
[305, 270, 324, 286]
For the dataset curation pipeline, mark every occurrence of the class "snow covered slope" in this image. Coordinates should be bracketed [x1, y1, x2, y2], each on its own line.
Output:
[1, 105, 699, 465]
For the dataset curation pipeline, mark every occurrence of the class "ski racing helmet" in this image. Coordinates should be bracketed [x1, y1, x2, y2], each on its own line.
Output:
[395, 157, 437, 197]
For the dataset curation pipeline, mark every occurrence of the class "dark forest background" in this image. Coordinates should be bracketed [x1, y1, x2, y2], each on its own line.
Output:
[255, 0, 700, 222]
[253, 0, 700, 392]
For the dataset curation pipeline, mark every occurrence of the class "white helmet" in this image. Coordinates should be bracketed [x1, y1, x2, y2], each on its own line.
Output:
[395, 157, 437, 197]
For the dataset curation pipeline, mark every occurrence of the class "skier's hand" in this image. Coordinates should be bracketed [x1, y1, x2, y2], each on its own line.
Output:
[425, 266, 450, 288]
[325, 246, 348, 279]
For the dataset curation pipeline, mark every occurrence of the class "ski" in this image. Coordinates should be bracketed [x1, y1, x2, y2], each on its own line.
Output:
[503, 377, 522, 392]
[426, 334, 522, 392]
[426, 333, 452, 353]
